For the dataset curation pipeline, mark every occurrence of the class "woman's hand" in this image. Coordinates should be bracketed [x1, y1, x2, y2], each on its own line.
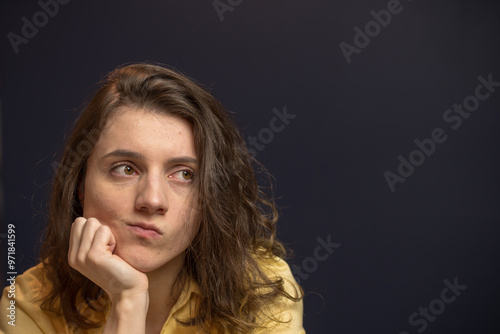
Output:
[68, 217, 149, 333]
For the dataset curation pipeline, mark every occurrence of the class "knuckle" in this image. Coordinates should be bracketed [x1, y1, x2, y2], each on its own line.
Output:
[68, 255, 82, 271]
[97, 225, 110, 234]
[67, 256, 75, 268]
[86, 217, 100, 225]
[76, 253, 87, 265]
[73, 217, 87, 225]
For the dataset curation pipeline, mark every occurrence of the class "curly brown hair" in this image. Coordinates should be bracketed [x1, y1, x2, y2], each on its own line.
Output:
[40, 63, 302, 332]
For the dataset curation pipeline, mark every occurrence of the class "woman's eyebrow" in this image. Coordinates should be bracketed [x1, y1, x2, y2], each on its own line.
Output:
[167, 156, 198, 165]
[101, 150, 198, 165]
[101, 149, 144, 159]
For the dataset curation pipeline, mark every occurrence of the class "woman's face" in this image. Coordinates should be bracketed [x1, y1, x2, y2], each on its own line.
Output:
[80, 107, 199, 274]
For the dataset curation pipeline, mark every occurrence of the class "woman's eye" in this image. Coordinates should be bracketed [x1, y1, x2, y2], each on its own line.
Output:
[181, 170, 193, 180]
[171, 170, 194, 182]
[112, 165, 137, 176]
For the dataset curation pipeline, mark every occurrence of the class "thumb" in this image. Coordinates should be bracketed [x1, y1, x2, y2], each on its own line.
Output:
[107, 228, 116, 254]
[93, 225, 116, 254]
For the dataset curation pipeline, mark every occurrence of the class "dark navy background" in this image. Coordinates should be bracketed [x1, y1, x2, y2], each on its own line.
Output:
[1, 1, 500, 333]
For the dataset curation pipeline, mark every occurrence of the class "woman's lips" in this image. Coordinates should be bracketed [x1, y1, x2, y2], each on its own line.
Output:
[127, 223, 162, 239]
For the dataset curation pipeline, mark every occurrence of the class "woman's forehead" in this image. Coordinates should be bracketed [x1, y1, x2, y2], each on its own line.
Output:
[92, 107, 197, 161]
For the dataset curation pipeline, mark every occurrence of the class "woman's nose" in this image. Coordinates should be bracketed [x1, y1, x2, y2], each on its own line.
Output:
[135, 173, 168, 214]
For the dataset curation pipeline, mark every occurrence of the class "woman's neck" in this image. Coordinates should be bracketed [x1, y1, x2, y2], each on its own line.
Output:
[144, 253, 185, 333]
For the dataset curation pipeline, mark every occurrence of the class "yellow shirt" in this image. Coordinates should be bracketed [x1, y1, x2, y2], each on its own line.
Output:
[0, 257, 304, 333]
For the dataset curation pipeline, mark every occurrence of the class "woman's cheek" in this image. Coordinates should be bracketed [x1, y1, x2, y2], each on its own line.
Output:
[83, 185, 123, 219]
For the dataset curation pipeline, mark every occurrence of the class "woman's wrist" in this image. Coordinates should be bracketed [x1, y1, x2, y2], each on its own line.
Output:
[104, 292, 149, 334]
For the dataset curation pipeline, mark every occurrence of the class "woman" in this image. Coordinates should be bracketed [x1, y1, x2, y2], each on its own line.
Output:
[0, 63, 304, 333]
